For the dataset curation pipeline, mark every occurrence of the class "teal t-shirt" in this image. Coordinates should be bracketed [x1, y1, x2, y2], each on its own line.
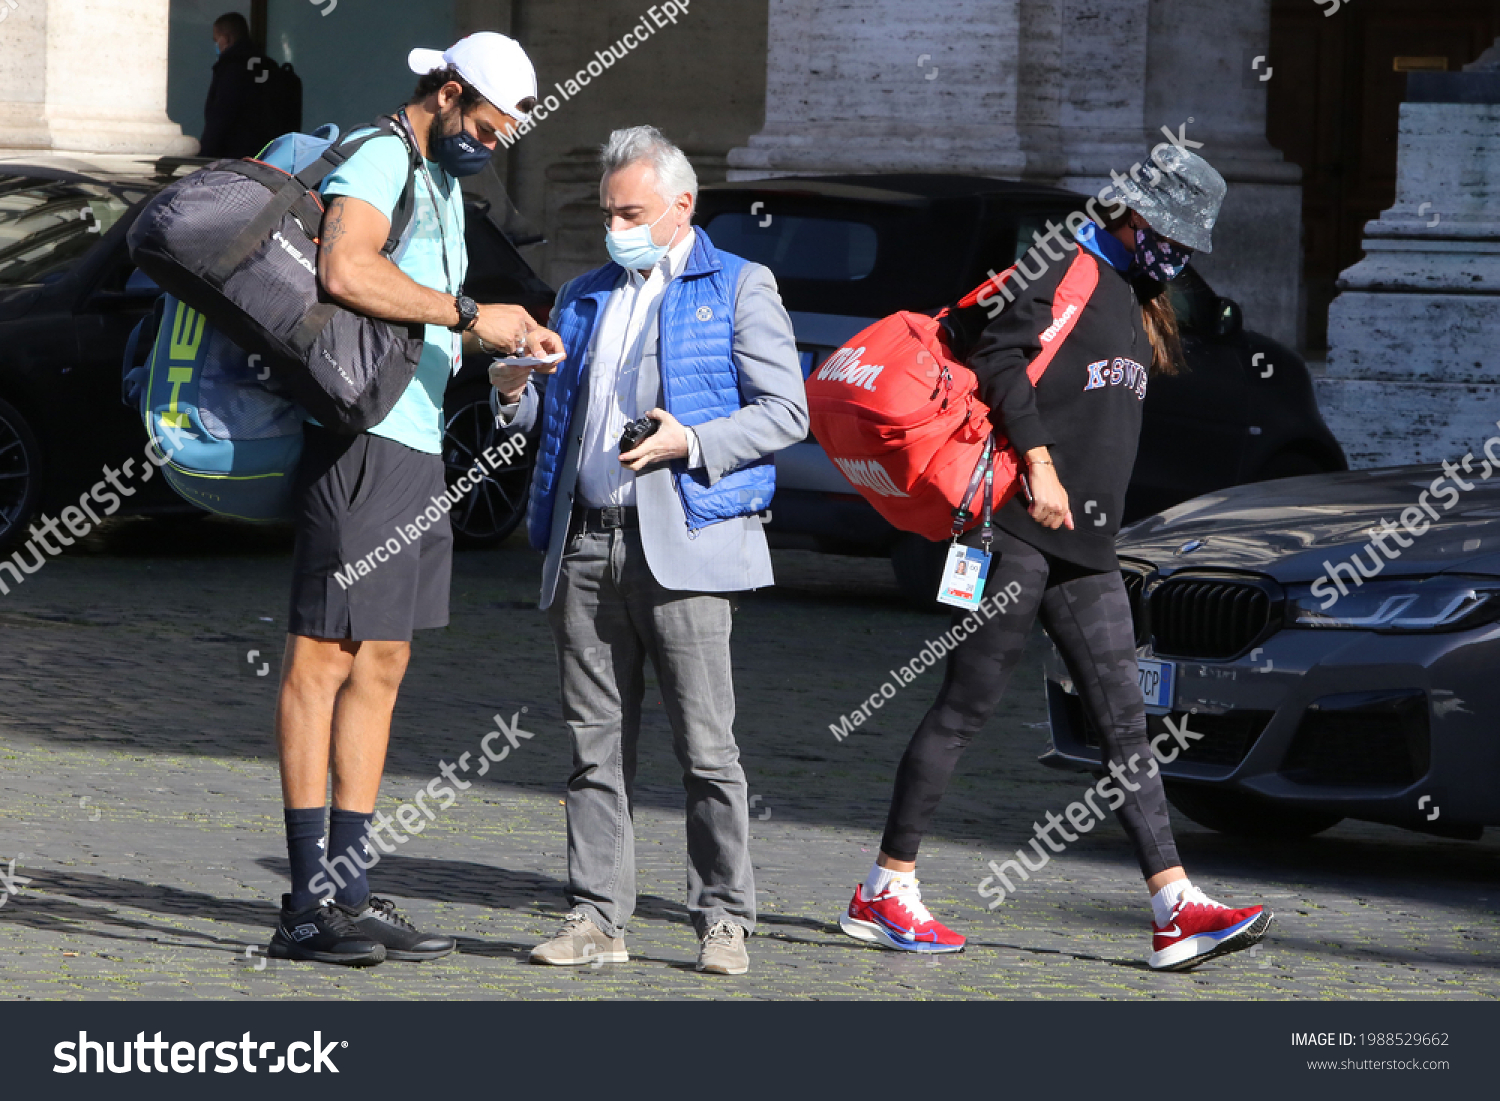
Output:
[320, 130, 467, 454]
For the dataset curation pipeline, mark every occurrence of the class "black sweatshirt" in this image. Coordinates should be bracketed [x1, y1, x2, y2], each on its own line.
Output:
[945, 248, 1151, 572]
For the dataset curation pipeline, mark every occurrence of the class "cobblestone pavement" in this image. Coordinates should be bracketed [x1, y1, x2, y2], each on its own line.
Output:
[0, 518, 1495, 1000]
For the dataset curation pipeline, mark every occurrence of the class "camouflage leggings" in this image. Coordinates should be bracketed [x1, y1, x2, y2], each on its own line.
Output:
[880, 526, 1180, 878]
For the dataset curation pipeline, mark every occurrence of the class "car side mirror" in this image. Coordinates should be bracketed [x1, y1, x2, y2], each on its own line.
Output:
[1211, 297, 1243, 339]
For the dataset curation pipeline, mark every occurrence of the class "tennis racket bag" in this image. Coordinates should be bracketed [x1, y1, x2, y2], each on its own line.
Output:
[126, 116, 423, 434]
[806, 252, 1099, 541]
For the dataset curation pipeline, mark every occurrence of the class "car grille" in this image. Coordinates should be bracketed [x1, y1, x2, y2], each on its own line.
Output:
[1149, 577, 1274, 660]
[1282, 690, 1430, 787]
[1063, 691, 1270, 771]
[1121, 569, 1150, 647]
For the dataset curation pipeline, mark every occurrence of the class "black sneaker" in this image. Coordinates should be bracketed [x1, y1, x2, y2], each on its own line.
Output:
[267, 895, 386, 967]
[348, 896, 456, 961]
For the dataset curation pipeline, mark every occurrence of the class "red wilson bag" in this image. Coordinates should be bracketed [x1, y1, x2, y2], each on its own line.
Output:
[807, 251, 1099, 541]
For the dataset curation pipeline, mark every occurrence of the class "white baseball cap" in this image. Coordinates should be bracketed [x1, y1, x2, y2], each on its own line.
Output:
[408, 32, 538, 122]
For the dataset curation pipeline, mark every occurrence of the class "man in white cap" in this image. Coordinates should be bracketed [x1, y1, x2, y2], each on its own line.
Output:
[267, 33, 565, 968]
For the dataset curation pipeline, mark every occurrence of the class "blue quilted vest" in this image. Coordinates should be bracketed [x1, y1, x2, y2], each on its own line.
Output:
[527, 227, 776, 550]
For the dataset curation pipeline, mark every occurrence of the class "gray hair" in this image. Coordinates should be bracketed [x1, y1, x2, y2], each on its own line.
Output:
[599, 125, 698, 206]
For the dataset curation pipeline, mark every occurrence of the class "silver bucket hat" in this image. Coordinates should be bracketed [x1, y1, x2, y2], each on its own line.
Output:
[1115, 145, 1226, 254]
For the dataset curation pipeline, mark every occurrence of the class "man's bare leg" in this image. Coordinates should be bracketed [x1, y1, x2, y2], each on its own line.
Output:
[267, 634, 389, 966]
[329, 640, 410, 813]
[276, 634, 358, 810]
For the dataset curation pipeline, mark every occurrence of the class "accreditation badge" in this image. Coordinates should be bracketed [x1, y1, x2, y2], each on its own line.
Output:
[937, 544, 991, 610]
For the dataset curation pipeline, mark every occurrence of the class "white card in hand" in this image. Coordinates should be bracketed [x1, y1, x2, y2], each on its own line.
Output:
[493, 352, 565, 368]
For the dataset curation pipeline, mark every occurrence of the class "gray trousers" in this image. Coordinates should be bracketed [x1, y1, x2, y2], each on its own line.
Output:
[546, 524, 756, 938]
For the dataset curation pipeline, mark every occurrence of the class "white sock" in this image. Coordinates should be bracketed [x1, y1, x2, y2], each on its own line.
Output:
[1151, 878, 1192, 925]
[863, 863, 913, 899]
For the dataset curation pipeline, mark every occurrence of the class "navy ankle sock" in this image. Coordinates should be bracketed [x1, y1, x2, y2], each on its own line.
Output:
[327, 808, 375, 909]
[284, 806, 327, 912]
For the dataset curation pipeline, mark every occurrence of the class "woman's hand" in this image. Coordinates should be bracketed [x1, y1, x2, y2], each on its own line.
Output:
[1025, 448, 1075, 530]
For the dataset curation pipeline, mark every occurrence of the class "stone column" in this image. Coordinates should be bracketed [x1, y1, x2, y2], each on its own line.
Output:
[509, 0, 767, 290]
[1010, 0, 1303, 348]
[728, 0, 1027, 178]
[1139, 0, 1302, 347]
[729, 0, 1303, 347]
[0, 0, 195, 155]
[1318, 52, 1500, 469]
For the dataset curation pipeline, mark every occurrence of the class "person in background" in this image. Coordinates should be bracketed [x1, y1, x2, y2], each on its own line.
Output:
[201, 12, 266, 159]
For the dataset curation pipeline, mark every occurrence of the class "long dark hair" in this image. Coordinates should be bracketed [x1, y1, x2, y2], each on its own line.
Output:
[1101, 209, 1185, 376]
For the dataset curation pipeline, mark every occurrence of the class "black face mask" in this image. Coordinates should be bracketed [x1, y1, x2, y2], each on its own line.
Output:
[426, 106, 492, 177]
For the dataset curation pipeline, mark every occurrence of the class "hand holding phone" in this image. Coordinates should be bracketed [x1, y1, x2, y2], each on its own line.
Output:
[618, 415, 660, 455]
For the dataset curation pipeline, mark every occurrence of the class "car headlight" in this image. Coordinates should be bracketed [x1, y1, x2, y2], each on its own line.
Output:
[1285, 575, 1500, 632]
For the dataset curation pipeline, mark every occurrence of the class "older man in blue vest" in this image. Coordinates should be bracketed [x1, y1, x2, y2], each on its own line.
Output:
[491, 125, 807, 975]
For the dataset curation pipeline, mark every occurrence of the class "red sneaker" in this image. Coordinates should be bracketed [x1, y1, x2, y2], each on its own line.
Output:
[1148, 886, 1272, 971]
[839, 879, 966, 953]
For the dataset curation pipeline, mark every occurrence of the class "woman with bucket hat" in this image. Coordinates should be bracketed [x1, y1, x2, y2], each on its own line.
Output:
[838, 146, 1273, 971]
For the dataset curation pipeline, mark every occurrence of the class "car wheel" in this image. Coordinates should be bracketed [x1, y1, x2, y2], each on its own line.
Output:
[1164, 781, 1343, 840]
[890, 532, 951, 612]
[1254, 448, 1329, 482]
[0, 395, 43, 553]
[442, 384, 534, 548]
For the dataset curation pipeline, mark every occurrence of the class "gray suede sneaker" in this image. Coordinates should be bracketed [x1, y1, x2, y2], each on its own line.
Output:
[696, 919, 749, 975]
[530, 910, 628, 966]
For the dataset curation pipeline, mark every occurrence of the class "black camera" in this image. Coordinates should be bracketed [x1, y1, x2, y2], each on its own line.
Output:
[618, 415, 660, 455]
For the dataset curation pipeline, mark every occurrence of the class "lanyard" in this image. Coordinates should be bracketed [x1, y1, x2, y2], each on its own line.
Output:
[953, 433, 996, 555]
[397, 108, 456, 297]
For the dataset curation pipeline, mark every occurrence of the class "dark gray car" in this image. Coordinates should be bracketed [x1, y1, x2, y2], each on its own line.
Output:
[1040, 462, 1500, 841]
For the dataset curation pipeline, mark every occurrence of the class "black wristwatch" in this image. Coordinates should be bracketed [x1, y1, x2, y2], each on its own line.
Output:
[450, 294, 479, 333]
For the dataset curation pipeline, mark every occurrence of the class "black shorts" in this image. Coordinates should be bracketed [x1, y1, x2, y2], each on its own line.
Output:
[288, 424, 452, 642]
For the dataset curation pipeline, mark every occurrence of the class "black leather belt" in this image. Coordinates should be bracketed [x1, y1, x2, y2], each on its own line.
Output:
[575, 504, 639, 531]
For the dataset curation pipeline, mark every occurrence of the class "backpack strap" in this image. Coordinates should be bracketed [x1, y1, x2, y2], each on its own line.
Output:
[371, 115, 422, 258]
[953, 264, 1022, 314]
[209, 116, 422, 285]
[1023, 250, 1099, 385]
[294, 114, 421, 257]
[940, 251, 1100, 382]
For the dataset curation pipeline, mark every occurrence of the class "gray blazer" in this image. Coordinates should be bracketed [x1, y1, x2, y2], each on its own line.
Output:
[500, 260, 809, 610]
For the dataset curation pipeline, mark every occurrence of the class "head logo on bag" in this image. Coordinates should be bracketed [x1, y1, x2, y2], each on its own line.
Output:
[272, 230, 317, 276]
[169, 303, 206, 360]
[162, 303, 207, 432]
[124, 295, 306, 522]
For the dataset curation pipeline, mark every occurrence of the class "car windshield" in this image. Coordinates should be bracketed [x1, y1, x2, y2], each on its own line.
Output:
[703, 213, 879, 281]
[698, 196, 985, 316]
[0, 177, 144, 287]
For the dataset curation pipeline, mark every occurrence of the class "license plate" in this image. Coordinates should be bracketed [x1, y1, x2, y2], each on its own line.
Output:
[1138, 658, 1175, 711]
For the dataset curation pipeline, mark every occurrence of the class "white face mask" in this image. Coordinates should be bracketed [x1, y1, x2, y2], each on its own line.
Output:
[605, 203, 675, 270]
